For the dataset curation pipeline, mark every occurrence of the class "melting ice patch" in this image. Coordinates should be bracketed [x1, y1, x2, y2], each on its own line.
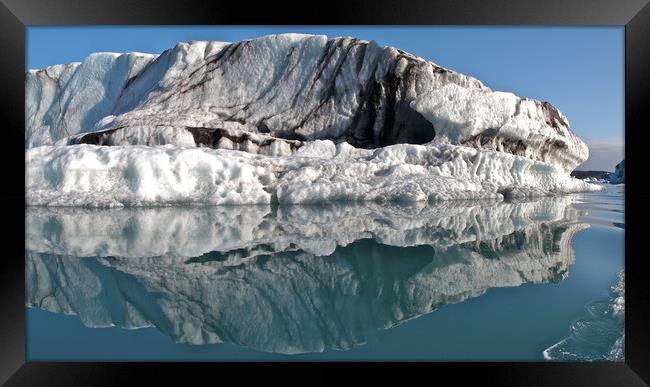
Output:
[543, 271, 625, 362]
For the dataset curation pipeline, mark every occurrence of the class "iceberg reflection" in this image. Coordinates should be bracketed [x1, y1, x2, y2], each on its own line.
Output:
[26, 197, 587, 354]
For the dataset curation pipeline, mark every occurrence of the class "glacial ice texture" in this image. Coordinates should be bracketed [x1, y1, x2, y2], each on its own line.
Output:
[27, 197, 588, 354]
[25, 34, 602, 206]
[26, 142, 601, 207]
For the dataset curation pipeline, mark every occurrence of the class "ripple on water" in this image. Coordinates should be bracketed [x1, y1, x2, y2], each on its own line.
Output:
[543, 271, 624, 362]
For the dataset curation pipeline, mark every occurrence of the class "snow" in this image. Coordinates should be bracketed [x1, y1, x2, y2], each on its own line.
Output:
[411, 84, 588, 172]
[583, 177, 608, 183]
[26, 144, 272, 207]
[26, 52, 158, 148]
[26, 142, 601, 207]
[25, 33, 601, 206]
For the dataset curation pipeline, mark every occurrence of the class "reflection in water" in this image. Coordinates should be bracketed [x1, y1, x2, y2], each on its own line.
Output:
[26, 197, 587, 354]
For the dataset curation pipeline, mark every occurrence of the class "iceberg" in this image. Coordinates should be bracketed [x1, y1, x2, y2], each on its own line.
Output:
[27, 198, 587, 353]
[25, 34, 602, 206]
[608, 159, 624, 184]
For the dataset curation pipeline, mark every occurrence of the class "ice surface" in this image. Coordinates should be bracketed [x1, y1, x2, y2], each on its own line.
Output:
[26, 142, 601, 207]
[26, 52, 157, 148]
[25, 34, 601, 206]
[411, 84, 588, 172]
[608, 159, 625, 184]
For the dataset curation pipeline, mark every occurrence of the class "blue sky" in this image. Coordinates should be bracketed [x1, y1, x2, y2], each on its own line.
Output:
[27, 26, 624, 170]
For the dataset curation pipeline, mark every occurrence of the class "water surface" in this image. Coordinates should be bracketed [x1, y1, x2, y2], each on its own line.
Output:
[26, 184, 624, 361]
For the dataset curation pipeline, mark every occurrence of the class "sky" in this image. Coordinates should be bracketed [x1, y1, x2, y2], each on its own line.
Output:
[27, 26, 624, 171]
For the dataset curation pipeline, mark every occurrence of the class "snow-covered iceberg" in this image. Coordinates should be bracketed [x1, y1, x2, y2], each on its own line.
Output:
[608, 159, 624, 184]
[25, 34, 601, 206]
[26, 198, 587, 353]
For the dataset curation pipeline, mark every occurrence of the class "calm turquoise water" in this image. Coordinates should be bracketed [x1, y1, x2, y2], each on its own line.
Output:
[25, 184, 624, 361]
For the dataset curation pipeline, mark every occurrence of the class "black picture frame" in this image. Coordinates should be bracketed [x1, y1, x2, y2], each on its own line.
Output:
[1, 0, 648, 385]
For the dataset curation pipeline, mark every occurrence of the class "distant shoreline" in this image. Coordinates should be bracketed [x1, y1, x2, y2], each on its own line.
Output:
[570, 170, 611, 180]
